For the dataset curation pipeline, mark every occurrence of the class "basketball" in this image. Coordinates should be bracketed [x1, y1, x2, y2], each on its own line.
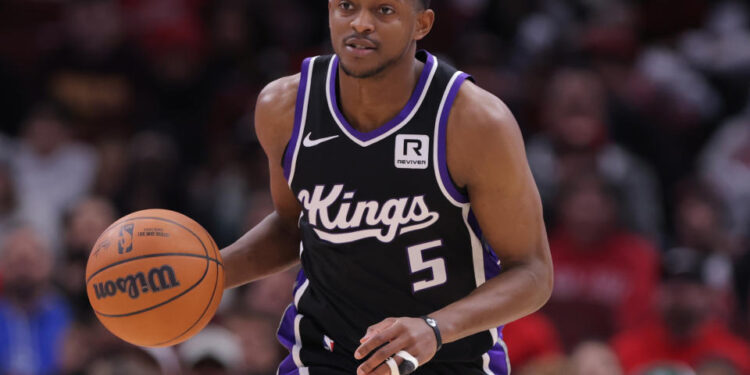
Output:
[85, 209, 224, 347]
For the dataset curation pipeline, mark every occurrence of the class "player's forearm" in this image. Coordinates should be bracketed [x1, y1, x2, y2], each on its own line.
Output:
[430, 255, 553, 344]
[220, 211, 301, 288]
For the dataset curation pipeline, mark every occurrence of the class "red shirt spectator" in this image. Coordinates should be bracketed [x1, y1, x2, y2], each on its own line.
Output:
[502, 312, 562, 370]
[546, 230, 660, 345]
[542, 175, 660, 349]
[612, 319, 750, 374]
[612, 247, 750, 374]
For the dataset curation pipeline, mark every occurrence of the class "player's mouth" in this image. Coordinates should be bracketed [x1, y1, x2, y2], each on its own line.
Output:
[344, 38, 377, 57]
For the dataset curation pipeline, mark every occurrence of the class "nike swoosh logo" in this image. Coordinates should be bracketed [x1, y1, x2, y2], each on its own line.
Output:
[303, 133, 339, 147]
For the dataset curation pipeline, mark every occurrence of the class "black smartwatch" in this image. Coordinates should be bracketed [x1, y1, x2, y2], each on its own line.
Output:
[421, 316, 442, 351]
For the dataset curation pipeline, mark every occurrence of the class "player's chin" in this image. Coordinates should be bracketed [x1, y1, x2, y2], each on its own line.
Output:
[339, 59, 384, 80]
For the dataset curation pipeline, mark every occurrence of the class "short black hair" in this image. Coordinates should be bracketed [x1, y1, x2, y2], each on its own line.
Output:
[419, 0, 431, 9]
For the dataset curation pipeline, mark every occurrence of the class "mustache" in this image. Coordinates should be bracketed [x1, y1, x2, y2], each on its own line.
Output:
[344, 34, 379, 47]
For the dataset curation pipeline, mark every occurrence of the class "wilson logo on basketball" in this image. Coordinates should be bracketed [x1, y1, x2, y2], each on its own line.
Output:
[92, 265, 181, 300]
[297, 184, 440, 243]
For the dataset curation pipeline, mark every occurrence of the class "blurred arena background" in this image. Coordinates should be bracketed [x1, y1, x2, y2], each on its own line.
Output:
[0, 0, 749, 374]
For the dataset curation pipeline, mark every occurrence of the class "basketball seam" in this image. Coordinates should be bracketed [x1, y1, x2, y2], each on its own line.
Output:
[149, 237, 222, 347]
[89, 216, 212, 318]
[86, 252, 222, 284]
[92, 254, 210, 318]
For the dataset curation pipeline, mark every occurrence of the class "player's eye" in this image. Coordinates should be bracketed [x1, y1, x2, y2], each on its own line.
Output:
[379, 6, 395, 15]
[339, 1, 354, 11]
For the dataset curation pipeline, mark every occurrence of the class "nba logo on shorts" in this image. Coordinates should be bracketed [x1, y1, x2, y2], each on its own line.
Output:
[395, 134, 429, 170]
[118, 224, 135, 254]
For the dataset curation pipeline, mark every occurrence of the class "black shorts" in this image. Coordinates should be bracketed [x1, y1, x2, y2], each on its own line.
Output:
[277, 306, 510, 375]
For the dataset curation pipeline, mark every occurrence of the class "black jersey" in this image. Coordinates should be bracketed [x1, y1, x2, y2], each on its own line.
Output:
[277, 51, 509, 375]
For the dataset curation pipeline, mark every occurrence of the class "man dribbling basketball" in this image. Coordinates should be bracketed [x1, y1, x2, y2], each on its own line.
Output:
[220, 1, 553, 374]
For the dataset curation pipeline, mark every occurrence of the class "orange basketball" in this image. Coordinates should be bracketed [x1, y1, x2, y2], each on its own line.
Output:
[85, 209, 224, 347]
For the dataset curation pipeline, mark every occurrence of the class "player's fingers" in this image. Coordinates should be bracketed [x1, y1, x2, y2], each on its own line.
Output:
[369, 356, 402, 375]
[360, 318, 397, 343]
[355, 320, 402, 359]
[394, 349, 420, 374]
[356, 337, 406, 375]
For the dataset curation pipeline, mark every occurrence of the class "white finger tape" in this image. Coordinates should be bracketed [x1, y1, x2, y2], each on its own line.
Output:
[395, 350, 419, 369]
[386, 357, 400, 375]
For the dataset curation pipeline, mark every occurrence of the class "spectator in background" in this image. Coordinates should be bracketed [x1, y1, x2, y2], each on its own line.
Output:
[0, 161, 20, 242]
[60, 311, 181, 375]
[0, 225, 71, 375]
[57, 196, 117, 317]
[178, 325, 244, 375]
[42, 0, 146, 140]
[567, 341, 623, 375]
[84, 346, 163, 375]
[667, 180, 736, 319]
[612, 247, 750, 374]
[10, 103, 98, 252]
[502, 312, 564, 374]
[526, 67, 663, 238]
[115, 130, 183, 213]
[223, 313, 283, 375]
[734, 244, 750, 333]
[699, 100, 750, 240]
[543, 174, 660, 349]
[237, 267, 297, 318]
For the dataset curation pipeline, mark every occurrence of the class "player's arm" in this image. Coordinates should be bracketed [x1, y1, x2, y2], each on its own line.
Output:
[429, 82, 553, 339]
[355, 82, 553, 375]
[221, 75, 304, 288]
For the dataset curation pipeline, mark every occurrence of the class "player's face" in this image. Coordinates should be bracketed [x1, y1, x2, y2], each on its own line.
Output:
[328, 0, 432, 79]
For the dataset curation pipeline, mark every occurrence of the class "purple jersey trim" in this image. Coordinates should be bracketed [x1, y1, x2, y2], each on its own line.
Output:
[467, 209, 502, 279]
[487, 340, 510, 375]
[437, 73, 471, 204]
[283, 57, 313, 181]
[327, 52, 435, 142]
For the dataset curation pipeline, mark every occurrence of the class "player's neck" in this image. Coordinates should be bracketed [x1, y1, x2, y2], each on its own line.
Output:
[337, 53, 423, 134]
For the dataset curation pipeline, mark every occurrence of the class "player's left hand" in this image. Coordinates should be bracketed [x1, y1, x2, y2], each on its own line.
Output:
[354, 317, 438, 375]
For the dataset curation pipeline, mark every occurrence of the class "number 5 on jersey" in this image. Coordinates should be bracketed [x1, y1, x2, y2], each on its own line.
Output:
[407, 240, 447, 292]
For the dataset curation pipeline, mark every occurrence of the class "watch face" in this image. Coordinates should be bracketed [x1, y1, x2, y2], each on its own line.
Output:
[426, 318, 436, 326]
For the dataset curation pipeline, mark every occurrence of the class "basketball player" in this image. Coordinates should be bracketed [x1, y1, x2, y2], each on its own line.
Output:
[221, 1, 553, 374]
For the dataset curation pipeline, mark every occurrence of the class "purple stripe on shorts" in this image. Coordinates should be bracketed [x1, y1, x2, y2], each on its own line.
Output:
[487, 340, 509, 375]
[277, 303, 298, 350]
[278, 354, 302, 375]
[283, 57, 313, 181]
[277, 269, 308, 350]
[328, 52, 435, 142]
[437, 73, 470, 204]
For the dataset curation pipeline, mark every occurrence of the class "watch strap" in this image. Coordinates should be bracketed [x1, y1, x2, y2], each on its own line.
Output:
[420, 316, 442, 351]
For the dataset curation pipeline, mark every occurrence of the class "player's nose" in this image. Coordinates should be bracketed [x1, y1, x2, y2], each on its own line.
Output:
[350, 9, 375, 34]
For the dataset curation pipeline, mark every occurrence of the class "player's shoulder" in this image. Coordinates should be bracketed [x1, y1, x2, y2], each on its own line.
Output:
[256, 73, 301, 124]
[254, 73, 301, 153]
[447, 80, 522, 152]
[445, 79, 528, 187]
[449, 80, 517, 137]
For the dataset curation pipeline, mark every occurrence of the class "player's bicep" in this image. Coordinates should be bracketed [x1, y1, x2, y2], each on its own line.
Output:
[254, 76, 303, 229]
[450, 88, 549, 266]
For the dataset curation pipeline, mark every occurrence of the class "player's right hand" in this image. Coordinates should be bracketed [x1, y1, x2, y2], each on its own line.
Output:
[354, 317, 438, 375]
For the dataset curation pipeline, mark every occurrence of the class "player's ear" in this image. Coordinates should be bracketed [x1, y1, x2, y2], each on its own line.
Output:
[414, 9, 435, 41]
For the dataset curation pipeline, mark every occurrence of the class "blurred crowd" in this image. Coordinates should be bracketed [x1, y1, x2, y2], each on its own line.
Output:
[0, 0, 749, 374]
